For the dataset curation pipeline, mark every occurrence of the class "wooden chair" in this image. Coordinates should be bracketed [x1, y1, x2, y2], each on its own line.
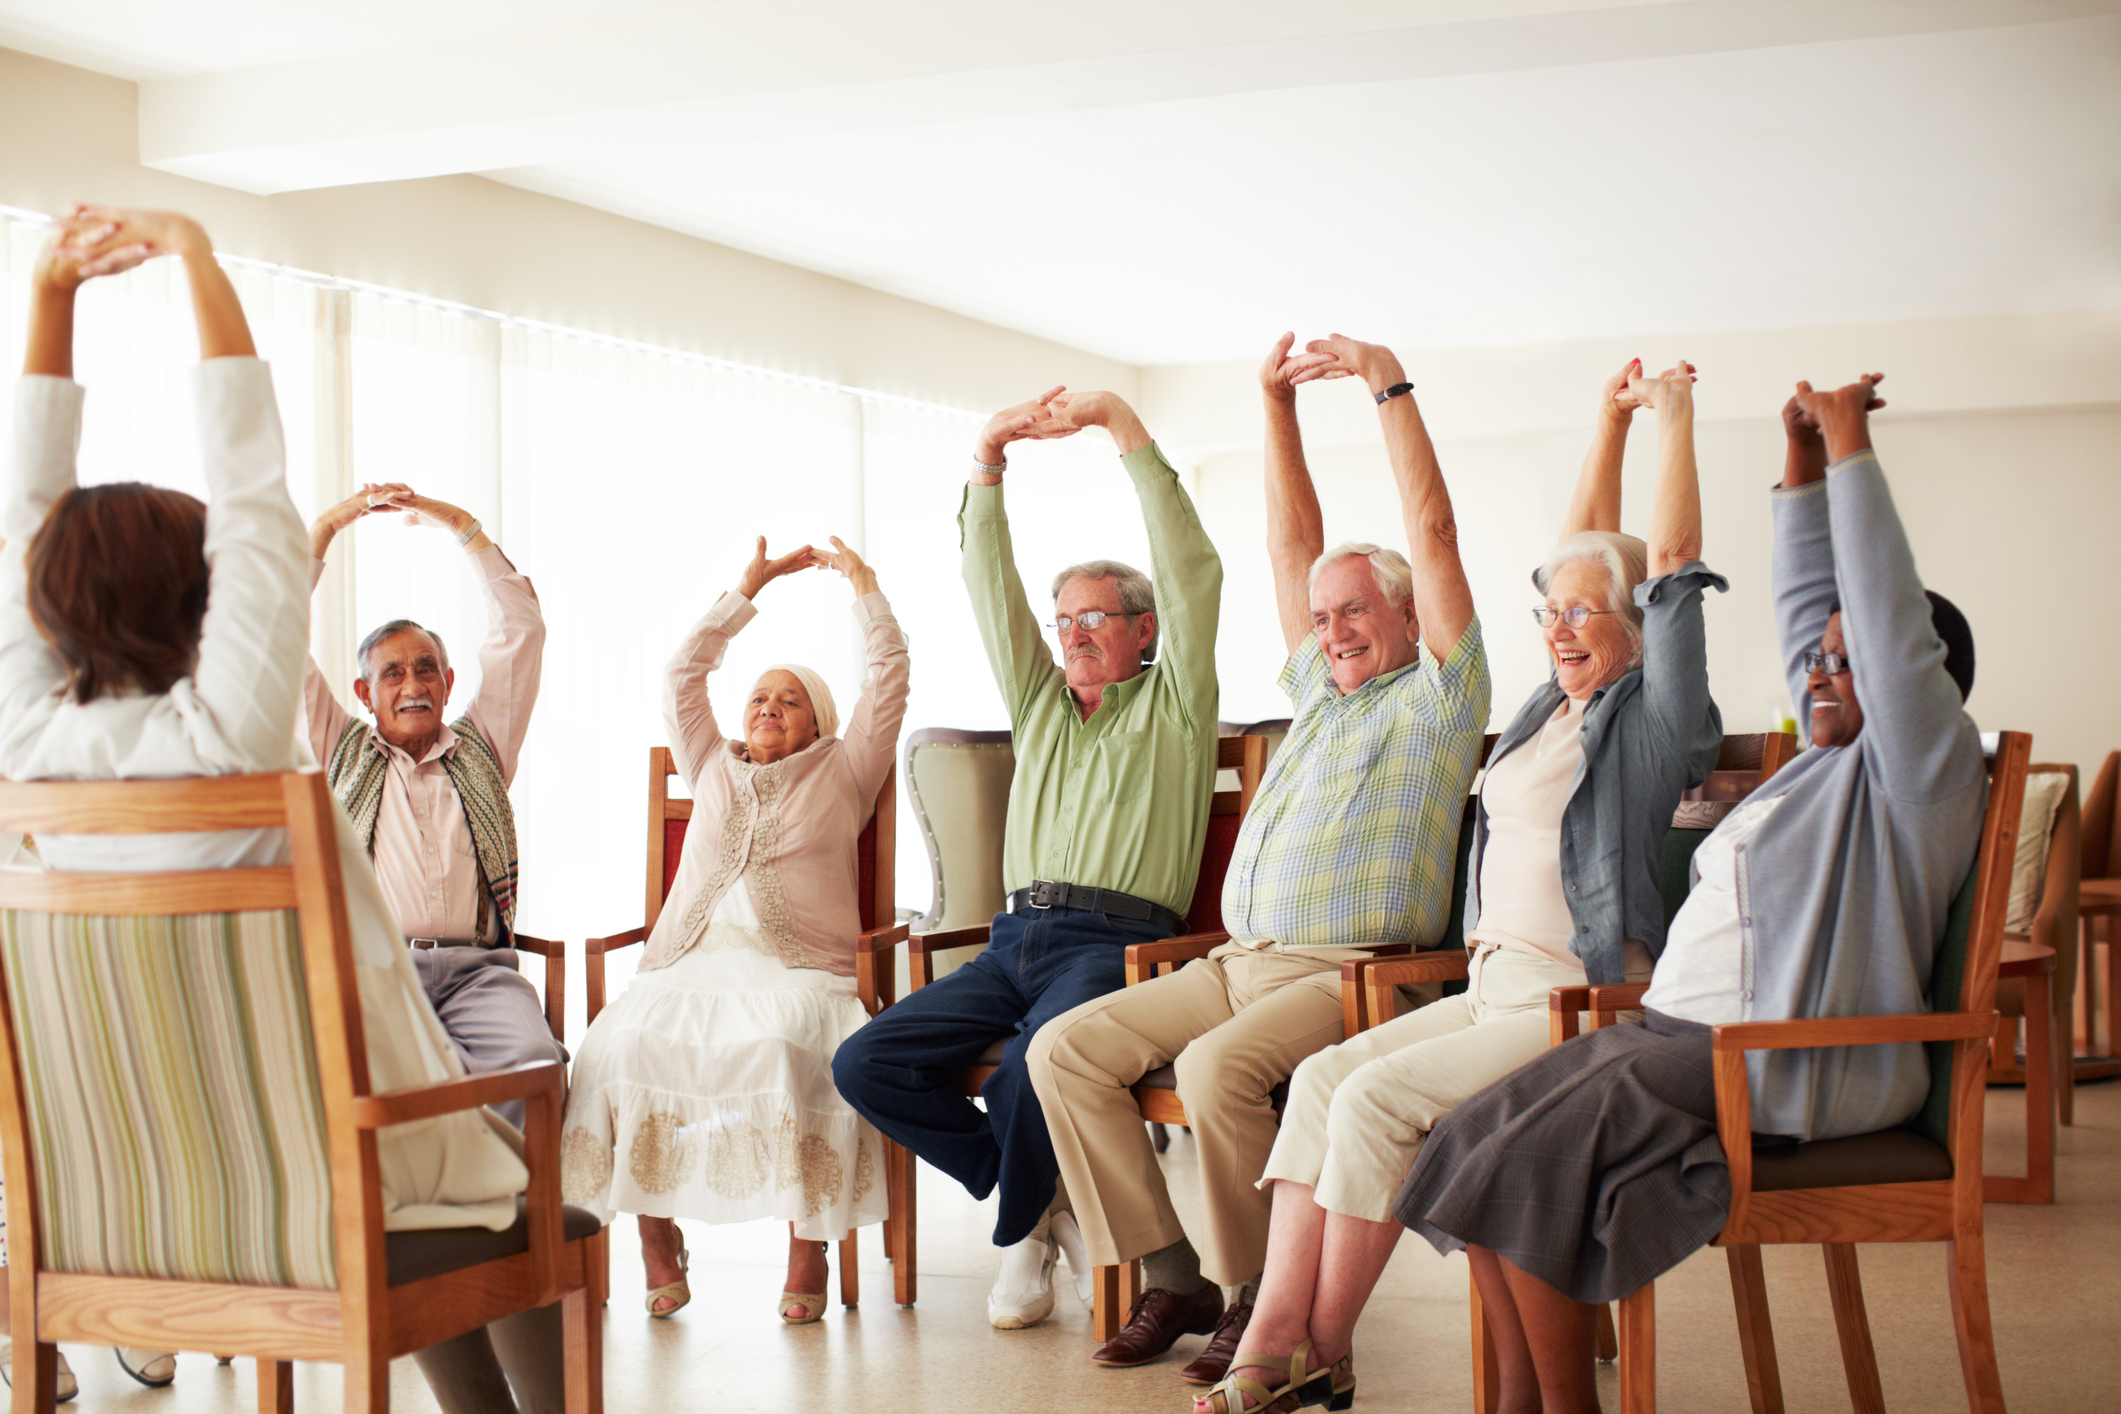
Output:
[902, 727, 1015, 937]
[510, 931, 566, 1043]
[581, 747, 912, 1306]
[1983, 761, 2079, 1203]
[906, 732, 1268, 1325]
[2071, 751, 2121, 1077]
[1343, 732, 1798, 1391]
[0, 771, 605, 1414]
[1526, 731, 2031, 1414]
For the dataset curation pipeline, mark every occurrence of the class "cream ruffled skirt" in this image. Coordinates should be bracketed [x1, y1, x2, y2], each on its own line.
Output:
[560, 935, 886, 1241]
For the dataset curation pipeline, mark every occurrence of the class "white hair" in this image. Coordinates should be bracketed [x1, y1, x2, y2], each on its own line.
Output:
[1307, 542, 1413, 607]
[1533, 531, 1648, 664]
[1050, 559, 1157, 663]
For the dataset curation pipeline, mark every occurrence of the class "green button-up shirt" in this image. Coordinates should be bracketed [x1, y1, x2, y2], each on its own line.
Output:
[960, 443, 1223, 916]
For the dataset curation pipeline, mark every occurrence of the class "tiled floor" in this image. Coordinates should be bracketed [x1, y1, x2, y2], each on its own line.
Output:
[49, 1076, 2121, 1412]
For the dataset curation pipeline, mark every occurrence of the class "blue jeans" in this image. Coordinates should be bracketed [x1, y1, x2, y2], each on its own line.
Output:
[833, 905, 1171, 1247]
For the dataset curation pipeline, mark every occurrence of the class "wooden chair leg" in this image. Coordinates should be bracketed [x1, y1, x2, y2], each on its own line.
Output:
[2025, 968, 2055, 1200]
[257, 1358, 294, 1414]
[1946, 1233, 2009, 1414]
[1821, 1244, 1885, 1414]
[889, 1140, 917, 1306]
[839, 1234, 860, 1308]
[1150, 1122, 1170, 1154]
[1594, 1302, 1618, 1361]
[343, 1351, 390, 1414]
[1469, 1278, 1501, 1414]
[16, 1341, 59, 1414]
[1617, 1283, 1655, 1414]
[1724, 1246, 1784, 1414]
[564, 1282, 603, 1414]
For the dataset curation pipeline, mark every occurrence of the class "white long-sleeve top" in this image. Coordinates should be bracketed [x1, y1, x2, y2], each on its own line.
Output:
[0, 361, 527, 1232]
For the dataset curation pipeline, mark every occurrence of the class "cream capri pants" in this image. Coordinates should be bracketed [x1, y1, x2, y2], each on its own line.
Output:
[1027, 941, 1375, 1287]
[1260, 942, 1599, 1223]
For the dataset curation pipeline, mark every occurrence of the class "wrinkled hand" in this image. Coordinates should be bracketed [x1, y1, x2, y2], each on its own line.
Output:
[736, 536, 820, 600]
[975, 387, 1074, 465]
[1602, 359, 1648, 416]
[1035, 389, 1133, 434]
[310, 483, 414, 552]
[1779, 395, 1824, 444]
[1791, 374, 1886, 425]
[1625, 361, 1697, 414]
[817, 535, 880, 596]
[1297, 334, 1405, 397]
[1259, 332, 1341, 403]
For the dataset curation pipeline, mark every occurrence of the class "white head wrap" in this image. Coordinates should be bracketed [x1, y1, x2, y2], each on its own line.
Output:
[758, 663, 839, 741]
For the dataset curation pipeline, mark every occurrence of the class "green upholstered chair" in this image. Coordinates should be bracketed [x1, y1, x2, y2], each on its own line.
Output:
[0, 771, 605, 1414]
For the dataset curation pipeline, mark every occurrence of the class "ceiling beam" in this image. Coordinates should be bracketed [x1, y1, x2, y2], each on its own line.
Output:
[139, 0, 2114, 194]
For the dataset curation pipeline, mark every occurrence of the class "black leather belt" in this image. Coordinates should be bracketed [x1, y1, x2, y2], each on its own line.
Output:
[407, 937, 488, 950]
[1007, 881, 1186, 935]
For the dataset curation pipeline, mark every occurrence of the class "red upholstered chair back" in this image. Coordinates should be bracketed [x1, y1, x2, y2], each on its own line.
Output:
[1184, 734, 1268, 935]
[642, 746, 894, 937]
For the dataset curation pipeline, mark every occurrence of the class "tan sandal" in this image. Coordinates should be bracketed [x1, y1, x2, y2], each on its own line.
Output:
[1195, 1338, 1319, 1414]
[779, 1290, 828, 1325]
[646, 1241, 690, 1318]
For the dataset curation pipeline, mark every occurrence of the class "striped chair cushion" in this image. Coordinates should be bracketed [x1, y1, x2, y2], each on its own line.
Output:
[0, 909, 336, 1290]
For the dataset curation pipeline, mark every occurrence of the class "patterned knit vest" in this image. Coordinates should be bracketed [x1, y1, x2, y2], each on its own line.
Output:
[325, 716, 519, 934]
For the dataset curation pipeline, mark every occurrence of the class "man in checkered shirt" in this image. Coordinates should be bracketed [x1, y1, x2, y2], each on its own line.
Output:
[1027, 332, 1490, 1380]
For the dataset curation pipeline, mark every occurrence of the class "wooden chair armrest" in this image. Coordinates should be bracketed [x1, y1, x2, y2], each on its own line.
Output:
[1709, 1011, 1996, 1052]
[1125, 931, 1229, 986]
[1549, 985, 1593, 1046]
[908, 925, 991, 991]
[1341, 950, 1470, 1035]
[1584, 981, 1652, 1032]
[351, 1060, 565, 1129]
[510, 934, 566, 1044]
[583, 925, 647, 1027]
[855, 924, 911, 1017]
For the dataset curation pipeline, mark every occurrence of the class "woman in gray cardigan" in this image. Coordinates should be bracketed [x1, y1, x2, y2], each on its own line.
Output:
[1394, 374, 1985, 1414]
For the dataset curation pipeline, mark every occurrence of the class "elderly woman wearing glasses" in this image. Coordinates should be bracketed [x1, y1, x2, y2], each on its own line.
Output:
[1193, 361, 1723, 1414]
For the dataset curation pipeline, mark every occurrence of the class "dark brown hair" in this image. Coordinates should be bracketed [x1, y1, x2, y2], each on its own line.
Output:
[27, 483, 210, 704]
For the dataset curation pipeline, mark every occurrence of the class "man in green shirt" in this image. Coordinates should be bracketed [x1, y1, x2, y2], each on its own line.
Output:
[834, 385, 1222, 1331]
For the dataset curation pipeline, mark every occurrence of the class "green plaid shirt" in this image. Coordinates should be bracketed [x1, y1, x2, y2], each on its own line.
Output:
[1221, 621, 1490, 949]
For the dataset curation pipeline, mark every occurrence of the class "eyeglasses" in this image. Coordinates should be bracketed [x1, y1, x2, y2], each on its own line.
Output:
[1803, 650, 1851, 675]
[1050, 611, 1137, 634]
[1530, 606, 1617, 629]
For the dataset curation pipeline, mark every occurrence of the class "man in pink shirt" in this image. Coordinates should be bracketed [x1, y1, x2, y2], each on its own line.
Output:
[305, 482, 563, 1129]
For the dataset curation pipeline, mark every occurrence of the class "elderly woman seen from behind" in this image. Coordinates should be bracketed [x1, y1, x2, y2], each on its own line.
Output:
[561, 534, 909, 1326]
[1393, 375, 1984, 1414]
[2, 209, 534, 1409]
[1191, 360, 1723, 1414]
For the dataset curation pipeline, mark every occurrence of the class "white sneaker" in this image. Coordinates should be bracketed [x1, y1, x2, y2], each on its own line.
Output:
[0, 1341, 80, 1402]
[1048, 1209, 1094, 1307]
[987, 1222, 1058, 1329]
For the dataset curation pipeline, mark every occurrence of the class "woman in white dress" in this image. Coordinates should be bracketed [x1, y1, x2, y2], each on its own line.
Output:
[562, 535, 909, 1324]
[2, 208, 536, 1411]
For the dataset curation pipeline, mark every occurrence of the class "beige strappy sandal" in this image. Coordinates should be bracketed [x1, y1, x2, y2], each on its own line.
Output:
[646, 1241, 690, 1318]
[1194, 1338, 1320, 1414]
[778, 1290, 828, 1325]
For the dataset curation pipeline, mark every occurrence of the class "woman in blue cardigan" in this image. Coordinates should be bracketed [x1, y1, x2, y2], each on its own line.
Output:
[1393, 374, 1985, 1414]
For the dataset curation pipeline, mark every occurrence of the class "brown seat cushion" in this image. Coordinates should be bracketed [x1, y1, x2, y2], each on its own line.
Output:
[976, 1039, 1009, 1066]
[1136, 1064, 1178, 1090]
[387, 1197, 605, 1287]
[1750, 1128, 1953, 1193]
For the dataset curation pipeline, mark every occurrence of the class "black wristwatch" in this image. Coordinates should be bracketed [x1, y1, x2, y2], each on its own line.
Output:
[1374, 381, 1414, 405]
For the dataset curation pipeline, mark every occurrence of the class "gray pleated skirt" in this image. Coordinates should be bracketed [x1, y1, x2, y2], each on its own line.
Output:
[1392, 1010, 1731, 1305]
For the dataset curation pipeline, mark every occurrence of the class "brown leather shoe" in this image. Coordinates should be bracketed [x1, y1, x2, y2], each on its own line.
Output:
[1179, 1298, 1253, 1385]
[1090, 1284, 1224, 1367]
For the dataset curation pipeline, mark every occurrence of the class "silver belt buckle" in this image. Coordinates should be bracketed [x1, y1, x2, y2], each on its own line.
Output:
[408, 937, 441, 950]
[1029, 880, 1056, 911]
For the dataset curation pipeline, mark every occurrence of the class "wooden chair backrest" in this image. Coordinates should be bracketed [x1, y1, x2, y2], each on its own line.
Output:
[902, 728, 1015, 933]
[644, 746, 896, 936]
[2022, 762, 2081, 1003]
[0, 773, 383, 1314]
[1183, 734, 1269, 935]
[2081, 749, 2119, 882]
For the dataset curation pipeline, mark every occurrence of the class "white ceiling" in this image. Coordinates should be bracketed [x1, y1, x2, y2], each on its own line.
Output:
[4, 0, 2116, 365]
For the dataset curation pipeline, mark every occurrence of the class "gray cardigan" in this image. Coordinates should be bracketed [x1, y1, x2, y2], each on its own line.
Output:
[1467, 562, 1726, 985]
[1735, 450, 1985, 1141]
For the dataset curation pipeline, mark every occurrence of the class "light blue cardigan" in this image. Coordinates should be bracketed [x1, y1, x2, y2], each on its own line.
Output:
[1735, 450, 1985, 1141]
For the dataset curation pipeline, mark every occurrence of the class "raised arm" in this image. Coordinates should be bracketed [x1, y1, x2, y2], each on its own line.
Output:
[1561, 361, 1646, 537]
[962, 390, 1075, 718]
[664, 538, 817, 787]
[1041, 390, 1223, 721]
[817, 537, 910, 800]
[1295, 335, 1474, 661]
[1632, 362, 1703, 575]
[1259, 333, 1331, 655]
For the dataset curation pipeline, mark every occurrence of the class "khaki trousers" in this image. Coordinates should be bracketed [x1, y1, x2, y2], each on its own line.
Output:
[1260, 942, 1594, 1222]
[1026, 942, 1370, 1287]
